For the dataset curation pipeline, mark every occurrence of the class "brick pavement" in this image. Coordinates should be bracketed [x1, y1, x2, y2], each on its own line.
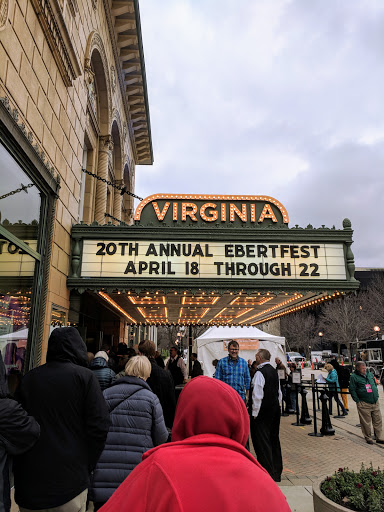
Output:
[249, 368, 384, 511]
[269, 370, 384, 484]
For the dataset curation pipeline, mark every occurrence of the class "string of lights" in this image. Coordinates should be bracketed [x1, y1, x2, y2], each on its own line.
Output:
[81, 168, 143, 200]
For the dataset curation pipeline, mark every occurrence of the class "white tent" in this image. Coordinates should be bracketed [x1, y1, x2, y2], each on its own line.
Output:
[196, 326, 285, 377]
[0, 328, 29, 341]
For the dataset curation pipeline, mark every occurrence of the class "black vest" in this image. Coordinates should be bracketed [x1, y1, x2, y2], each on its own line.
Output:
[255, 364, 280, 416]
[168, 356, 184, 386]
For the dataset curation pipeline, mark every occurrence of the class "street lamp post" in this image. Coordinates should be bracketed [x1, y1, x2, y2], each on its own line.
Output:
[177, 331, 182, 354]
[318, 332, 323, 350]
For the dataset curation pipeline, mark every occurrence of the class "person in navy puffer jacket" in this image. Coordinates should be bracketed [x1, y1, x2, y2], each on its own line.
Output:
[89, 355, 168, 510]
[90, 351, 116, 391]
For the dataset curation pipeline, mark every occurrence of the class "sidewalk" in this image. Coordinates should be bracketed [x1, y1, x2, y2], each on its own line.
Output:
[265, 368, 384, 511]
[11, 369, 384, 512]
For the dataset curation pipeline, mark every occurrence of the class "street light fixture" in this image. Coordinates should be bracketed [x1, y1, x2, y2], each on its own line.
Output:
[373, 326, 380, 340]
[177, 331, 183, 353]
[318, 332, 324, 352]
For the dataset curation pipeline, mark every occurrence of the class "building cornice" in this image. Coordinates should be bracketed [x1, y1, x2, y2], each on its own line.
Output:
[103, 0, 153, 165]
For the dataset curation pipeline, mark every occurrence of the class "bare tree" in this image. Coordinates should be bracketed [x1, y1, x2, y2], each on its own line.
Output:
[156, 326, 179, 351]
[156, 325, 208, 352]
[365, 274, 384, 331]
[319, 294, 373, 361]
[280, 312, 318, 358]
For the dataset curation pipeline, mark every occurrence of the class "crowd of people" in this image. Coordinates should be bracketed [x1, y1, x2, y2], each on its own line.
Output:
[0, 329, 291, 512]
[3, 327, 384, 511]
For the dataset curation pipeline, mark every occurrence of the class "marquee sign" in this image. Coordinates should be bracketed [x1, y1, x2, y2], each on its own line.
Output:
[0, 239, 37, 277]
[134, 194, 289, 227]
[81, 240, 347, 280]
[68, 194, 359, 302]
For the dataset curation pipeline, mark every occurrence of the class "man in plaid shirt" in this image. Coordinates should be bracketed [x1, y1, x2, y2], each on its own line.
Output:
[214, 340, 251, 402]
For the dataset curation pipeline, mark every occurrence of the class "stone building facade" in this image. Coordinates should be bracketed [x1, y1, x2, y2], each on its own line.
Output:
[0, 0, 152, 374]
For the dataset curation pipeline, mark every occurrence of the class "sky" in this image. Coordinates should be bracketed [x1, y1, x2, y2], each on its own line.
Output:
[136, 0, 384, 267]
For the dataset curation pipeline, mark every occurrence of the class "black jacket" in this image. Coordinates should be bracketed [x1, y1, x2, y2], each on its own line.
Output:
[90, 356, 116, 391]
[330, 359, 350, 388]
[14, 327, 110, 510]
[147, 359, 176, 428]
[191, 359, 203, 378]
[0, 353, 40, 512]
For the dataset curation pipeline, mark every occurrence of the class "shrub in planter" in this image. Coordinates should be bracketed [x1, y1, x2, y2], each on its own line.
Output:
[320, 465, 384, 512]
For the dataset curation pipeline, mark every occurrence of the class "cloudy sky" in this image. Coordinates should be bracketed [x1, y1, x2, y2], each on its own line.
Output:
[136, 0, 384, 267]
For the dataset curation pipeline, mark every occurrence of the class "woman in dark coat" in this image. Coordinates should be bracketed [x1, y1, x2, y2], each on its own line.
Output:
[330, 358, 351, 411]
[90, 356, 168, 510]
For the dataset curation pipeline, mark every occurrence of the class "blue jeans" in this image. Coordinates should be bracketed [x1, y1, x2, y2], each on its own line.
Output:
[329, 392, 347, 415]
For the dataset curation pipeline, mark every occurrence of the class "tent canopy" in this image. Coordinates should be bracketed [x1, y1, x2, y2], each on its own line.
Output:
[0, 328, 29, 340]
[196, 326, 285, 345]
[196, 326, 285, 378]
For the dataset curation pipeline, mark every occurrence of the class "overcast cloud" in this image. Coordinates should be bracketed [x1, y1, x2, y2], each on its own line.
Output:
[136, 0, 384, 267]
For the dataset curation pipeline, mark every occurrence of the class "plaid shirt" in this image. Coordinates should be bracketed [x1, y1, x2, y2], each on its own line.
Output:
[214, 356, 251, 400]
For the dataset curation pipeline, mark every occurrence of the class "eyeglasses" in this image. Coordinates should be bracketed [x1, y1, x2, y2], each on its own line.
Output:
[229, 348, 239, 352]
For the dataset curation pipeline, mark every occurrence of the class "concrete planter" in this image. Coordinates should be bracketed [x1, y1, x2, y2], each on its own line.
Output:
[313, 479, 350, 512]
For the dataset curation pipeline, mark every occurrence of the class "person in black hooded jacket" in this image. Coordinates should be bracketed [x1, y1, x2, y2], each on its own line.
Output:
[13, 327, 110, 511]
[330, 358, 351, 411]
[0, 352, 40, 512]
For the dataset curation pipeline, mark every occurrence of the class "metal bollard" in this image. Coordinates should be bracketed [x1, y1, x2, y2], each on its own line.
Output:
[315, 382, 321, 411]
[309, 374, 323, 437]
[281, 382, 289, 417]
[319, 390, 335, 436]
[300, 387, 312, 425]
[291, 385, 305, 426]
[284, 384, 295, 414]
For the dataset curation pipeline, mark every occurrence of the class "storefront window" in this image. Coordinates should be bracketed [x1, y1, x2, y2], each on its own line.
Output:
[51, 305, 67, 328]
[0, 142, 42, 377]
[0, 143, 41, 226]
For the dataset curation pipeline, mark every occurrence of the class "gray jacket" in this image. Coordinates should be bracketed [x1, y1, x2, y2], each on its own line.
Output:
[90, 376, 168, 503]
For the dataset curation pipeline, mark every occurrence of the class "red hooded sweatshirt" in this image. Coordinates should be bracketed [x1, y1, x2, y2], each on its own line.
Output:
[100, 376, 291, 512]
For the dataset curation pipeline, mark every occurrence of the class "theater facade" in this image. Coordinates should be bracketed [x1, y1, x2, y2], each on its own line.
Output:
[67, 193, 359, 349]
[0, 0, 152, 377]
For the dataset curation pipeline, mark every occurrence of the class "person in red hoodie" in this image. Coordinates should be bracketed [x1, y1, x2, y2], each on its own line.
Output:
[99, 376, 291, 512]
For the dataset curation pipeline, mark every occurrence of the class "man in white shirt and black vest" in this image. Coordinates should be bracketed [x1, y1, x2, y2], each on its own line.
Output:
[250, 349, 283, 482]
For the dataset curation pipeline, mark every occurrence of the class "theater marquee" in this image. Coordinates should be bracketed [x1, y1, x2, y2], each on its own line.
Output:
[68, 194, 358, 305]
[81, 240, 346, 280]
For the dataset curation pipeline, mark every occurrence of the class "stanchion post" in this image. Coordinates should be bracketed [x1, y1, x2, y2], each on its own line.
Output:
[300, 386, 312, 425]
[278, 369, 289, 417]
[316, 382, 321, 411]
[291, 371, 305, 426]
[309, 374, 323, 437]
[320, 390, 335, 436]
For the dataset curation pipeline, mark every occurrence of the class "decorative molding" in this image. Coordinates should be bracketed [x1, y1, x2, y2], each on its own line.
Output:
[111, 65, 116, 92]
[0, 96, 61, 190]
[30, 0, 81, 86]
[102, 0, 153, 165]
[66, 0, 78, 18]
[84, 31, 112, 127]
[99, 134, 113, 152]
[0, 0, 9, 31]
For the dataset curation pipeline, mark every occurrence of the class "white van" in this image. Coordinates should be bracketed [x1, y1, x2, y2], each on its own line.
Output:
[287, 352, 306, 366]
